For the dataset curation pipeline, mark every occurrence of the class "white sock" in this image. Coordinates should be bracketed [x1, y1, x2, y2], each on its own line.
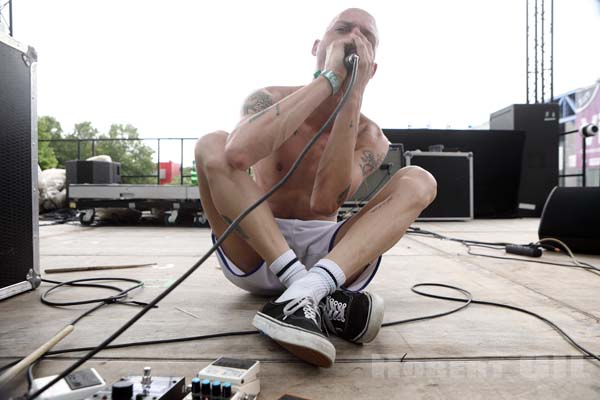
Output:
[276, 258, 346, 304]
[268, 249, 308, 288]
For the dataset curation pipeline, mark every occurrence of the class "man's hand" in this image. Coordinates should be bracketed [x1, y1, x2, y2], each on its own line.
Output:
[348, 31, 375, 92]
[323, 39, 349, 82]
[324, 33, 375, 97]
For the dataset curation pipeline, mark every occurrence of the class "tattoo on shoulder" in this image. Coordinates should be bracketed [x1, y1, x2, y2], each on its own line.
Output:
[221, 214, 250, 240]
[337, 184, 351, 205]
[360, 150, 386, 177]
[242, 90, 275, 123]
[243, 90, 273, 115]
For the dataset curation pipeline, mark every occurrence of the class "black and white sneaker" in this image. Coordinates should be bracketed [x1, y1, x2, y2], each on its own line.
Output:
[319, 290, 384, 344]
[252, 296, 336, 368]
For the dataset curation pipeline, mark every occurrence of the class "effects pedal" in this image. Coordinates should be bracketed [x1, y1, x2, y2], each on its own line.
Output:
[86, 367, 186, 400]
[29, 368, 106, 400]
[186, 357, 260, 399]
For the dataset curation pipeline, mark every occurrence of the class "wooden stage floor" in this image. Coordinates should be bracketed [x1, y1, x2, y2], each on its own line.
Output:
[1, 219, 599, 399]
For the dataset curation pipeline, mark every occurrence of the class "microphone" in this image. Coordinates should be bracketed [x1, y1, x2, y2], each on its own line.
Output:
[343, 43, 359, 71]
[344, 53, 359, 71]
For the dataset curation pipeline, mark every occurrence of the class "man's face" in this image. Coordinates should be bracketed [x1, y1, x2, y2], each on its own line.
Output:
[312, 9, 379, 72]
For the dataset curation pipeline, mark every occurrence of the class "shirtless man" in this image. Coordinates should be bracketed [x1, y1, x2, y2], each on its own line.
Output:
[194, 8, 437, 367]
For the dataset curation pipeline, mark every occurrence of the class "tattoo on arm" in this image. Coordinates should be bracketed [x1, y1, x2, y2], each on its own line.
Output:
[221, 214, 250, 240]
[242, 90, 274, 123]
[337, 184, 351, 205]
[359, 150, 386, 177]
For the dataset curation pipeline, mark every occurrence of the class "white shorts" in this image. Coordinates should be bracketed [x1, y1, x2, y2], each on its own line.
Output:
[211, 218, 382, 296]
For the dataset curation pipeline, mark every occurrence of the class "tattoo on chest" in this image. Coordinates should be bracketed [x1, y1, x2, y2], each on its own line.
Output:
[221, 214, 250, 240]
[337, 184, 351, 205]
[360, 150, 385, 177]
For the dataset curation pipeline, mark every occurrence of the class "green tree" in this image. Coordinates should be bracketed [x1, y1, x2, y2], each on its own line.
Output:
[39, 117, 156, 184]
[43, 120, 99, 167]
[37, 116, 60, 169]
[96, 124, 156, 184]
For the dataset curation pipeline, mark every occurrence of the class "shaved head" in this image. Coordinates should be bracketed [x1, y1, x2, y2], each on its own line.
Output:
[326, 8, 379, 48]
[312, 8, 380, 74]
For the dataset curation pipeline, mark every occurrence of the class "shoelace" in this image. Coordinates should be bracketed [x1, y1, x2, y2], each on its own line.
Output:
[325, 297, 347, 323]
[282, 296, 319, 326]
[320, 296, 348, 335]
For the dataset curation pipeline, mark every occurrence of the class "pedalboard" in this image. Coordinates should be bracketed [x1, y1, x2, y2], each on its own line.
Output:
[32, 358, 259, 400]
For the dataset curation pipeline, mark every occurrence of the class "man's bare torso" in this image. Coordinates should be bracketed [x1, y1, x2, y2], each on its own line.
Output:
[250, 86, 379, 222]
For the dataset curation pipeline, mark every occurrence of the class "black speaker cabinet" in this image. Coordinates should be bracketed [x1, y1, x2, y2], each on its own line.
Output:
[490, 104, 559, 217]
[383, 129, 525, 218]
[539, 186, 600, 255]
[65, 160, 121, 185]
[0, 33, 41, 300]
[405, 151, 473, 220]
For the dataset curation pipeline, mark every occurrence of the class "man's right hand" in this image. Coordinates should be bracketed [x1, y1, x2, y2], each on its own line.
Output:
[324, 33, 374, 92]
[323, 39, 350, 83]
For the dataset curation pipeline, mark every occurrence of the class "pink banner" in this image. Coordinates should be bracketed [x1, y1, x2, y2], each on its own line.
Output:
[575, 84, 600, 169]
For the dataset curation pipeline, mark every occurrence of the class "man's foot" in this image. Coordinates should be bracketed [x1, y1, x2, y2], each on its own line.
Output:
[319, 290, 384, 344]
[252, 296, 336, 368]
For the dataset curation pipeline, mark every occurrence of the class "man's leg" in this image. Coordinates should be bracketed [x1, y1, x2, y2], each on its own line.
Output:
[195, 131, 298, 276]
[197, 132, 334, 366]
[327, 166, 437, 283]
[267, 166, 436, 346]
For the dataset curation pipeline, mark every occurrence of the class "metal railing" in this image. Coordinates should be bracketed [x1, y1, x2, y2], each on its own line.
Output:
[558, 127, 598, 187]
[39, 137, 198, 185]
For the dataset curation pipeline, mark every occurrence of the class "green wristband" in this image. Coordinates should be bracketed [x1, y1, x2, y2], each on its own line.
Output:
[319, 70, 340, 96]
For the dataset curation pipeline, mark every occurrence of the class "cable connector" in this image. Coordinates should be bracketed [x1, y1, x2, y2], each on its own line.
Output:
[505, 244, 542, 258]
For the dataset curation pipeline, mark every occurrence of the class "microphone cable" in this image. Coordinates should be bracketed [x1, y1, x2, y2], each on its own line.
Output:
[25, 58, 360, 400]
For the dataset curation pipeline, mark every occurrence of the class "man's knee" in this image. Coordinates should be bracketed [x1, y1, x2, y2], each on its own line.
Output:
[194, 131, 230, 173]
[393, 166, 437, 207]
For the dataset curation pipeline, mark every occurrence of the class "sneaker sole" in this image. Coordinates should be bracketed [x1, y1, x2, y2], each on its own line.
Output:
[353, 292, 385, 344]
[252, 312, 336, 368]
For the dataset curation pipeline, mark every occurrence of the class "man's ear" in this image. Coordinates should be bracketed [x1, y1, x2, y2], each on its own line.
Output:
[312, 39, 320, 56]
[371, 62, 378, 78]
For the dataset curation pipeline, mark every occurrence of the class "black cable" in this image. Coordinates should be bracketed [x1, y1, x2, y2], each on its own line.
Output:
[11, 282, 598, 372]
[26, 362, 37, 393]
[41, 278, 145, 308]
[382, 283, 472, 327]
[46, 330, 260, 356]
[6, 278, 145, 393]
[406, 226, 600, 272]
[407, 226, 513, 247]
[404, 285, 599, 362]
[465, 246, 600, 272]
[26, 59, 361, 400]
